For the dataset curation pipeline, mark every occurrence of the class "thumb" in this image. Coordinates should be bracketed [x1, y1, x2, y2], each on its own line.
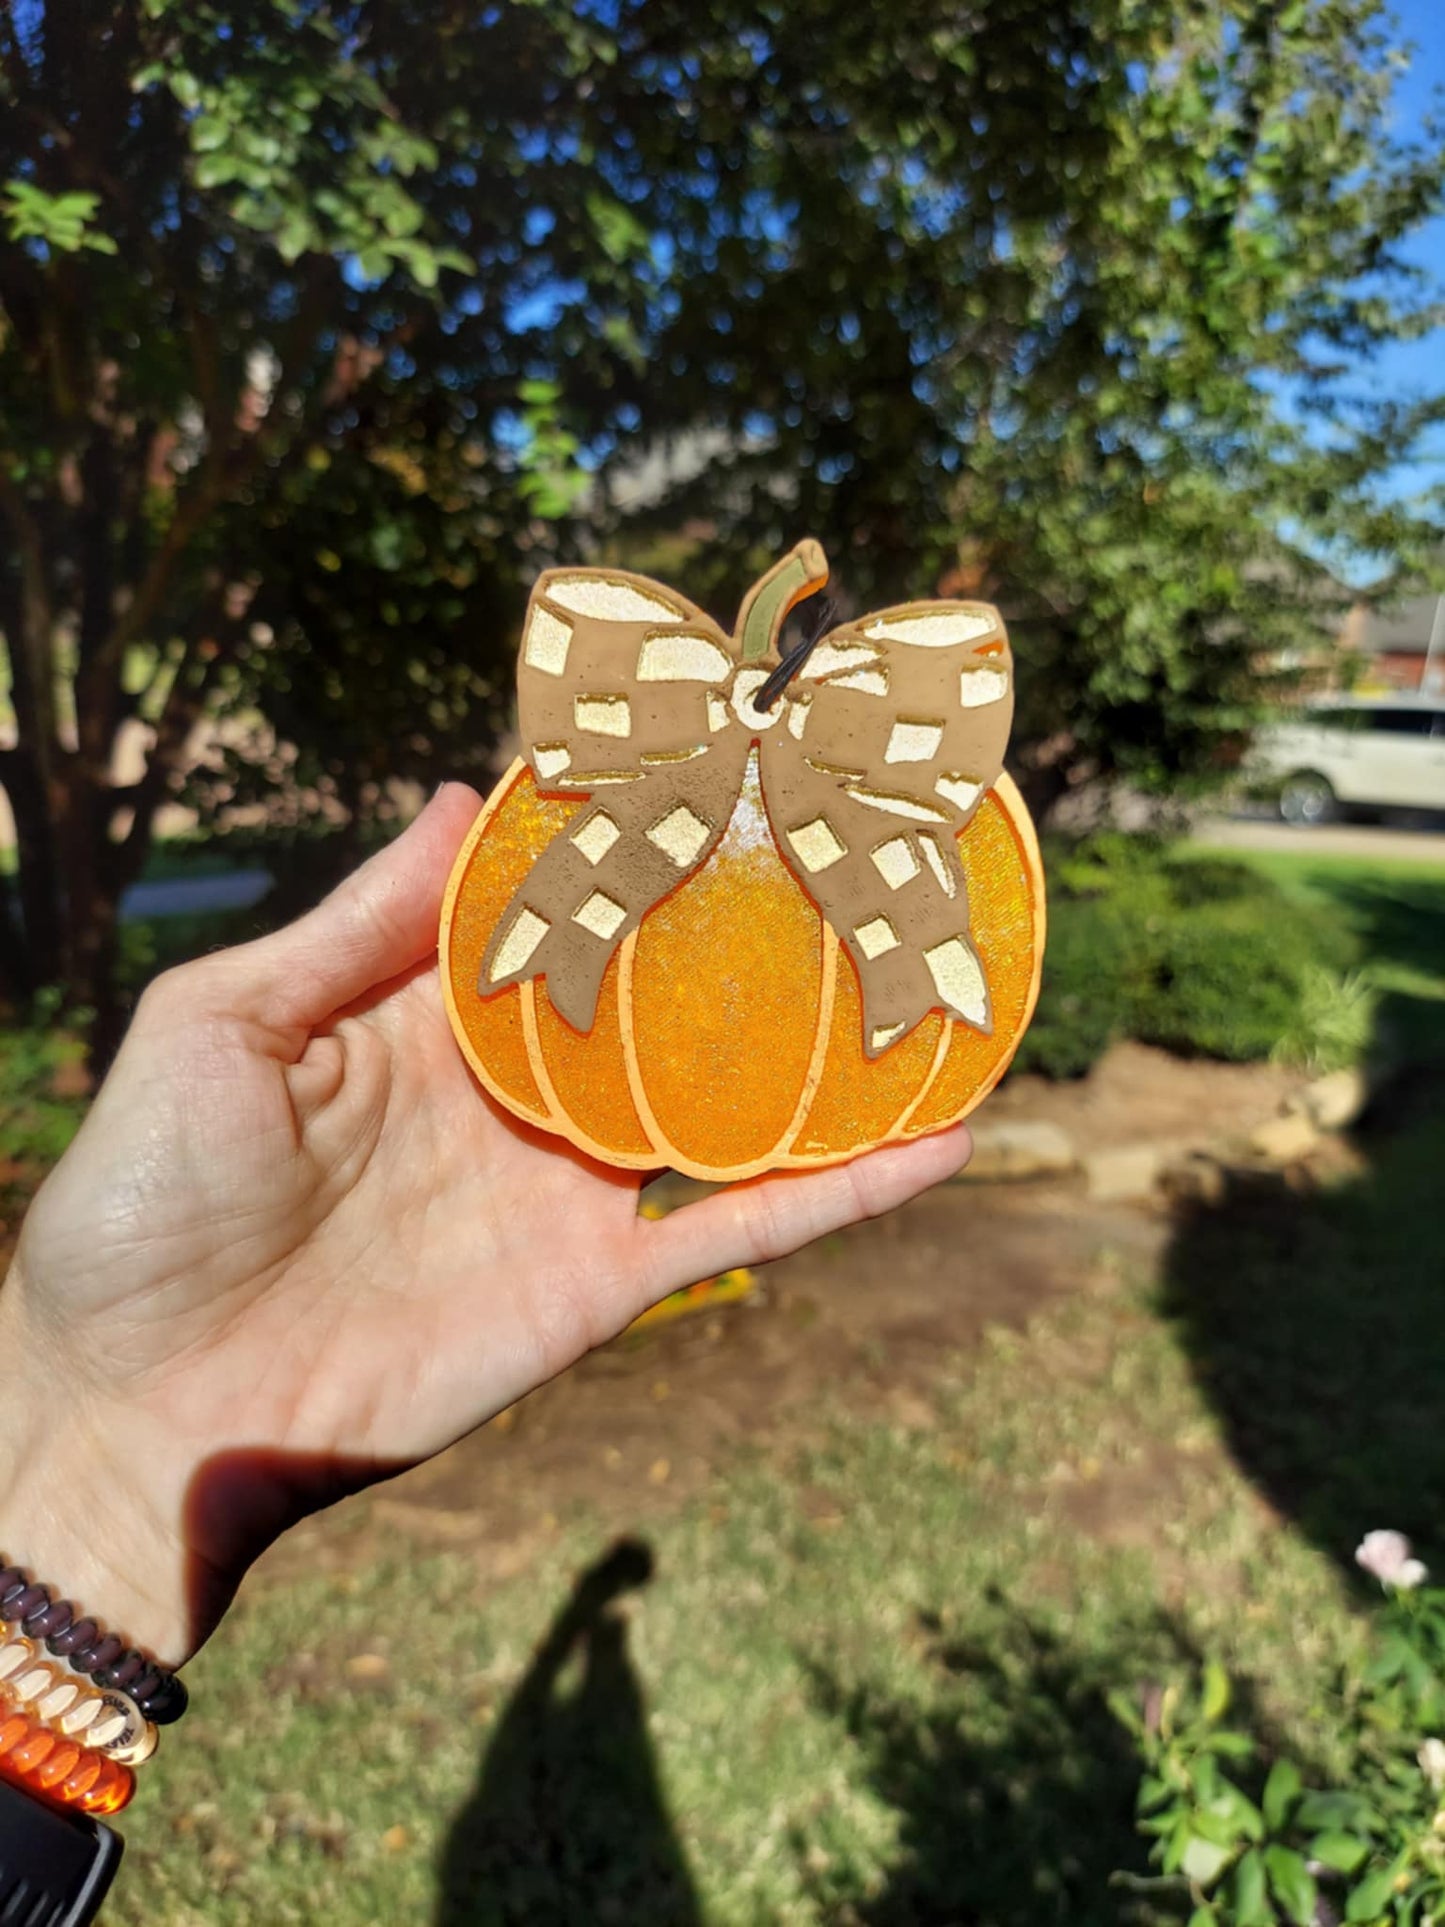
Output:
[222, 782, 483, 1030]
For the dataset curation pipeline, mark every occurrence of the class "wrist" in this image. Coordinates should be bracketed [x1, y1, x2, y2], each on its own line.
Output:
[0, 1271, 198, 1670]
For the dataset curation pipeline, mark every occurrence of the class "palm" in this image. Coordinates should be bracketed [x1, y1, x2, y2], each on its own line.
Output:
[24, 957, 649, 1456]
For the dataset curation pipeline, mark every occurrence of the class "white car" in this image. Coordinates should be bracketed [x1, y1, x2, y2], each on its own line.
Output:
[1254, 696, 1445, 823]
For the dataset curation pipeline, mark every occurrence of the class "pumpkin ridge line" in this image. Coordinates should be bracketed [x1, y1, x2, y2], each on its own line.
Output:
[439, 759, 554, 1128]
[777, 918, 840, 1164]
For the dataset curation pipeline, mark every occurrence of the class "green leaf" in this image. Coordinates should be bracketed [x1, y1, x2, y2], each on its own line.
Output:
[1310, 1832, 1370, 1876]
[585, 190, 647, 265]
[1137, 1774, 1171, 1815]
[1201, 1662, 1232, 1723]
[190, 115, 231, 154]
[1233, 1849, 1272, 1927]
[1262, 1759, 1303, 1831]
[518, 378, 561, 408]
[273, 213, 312, 262]
[1, 182, 115, 255]
[1296, 1791, 1376, 1833]
[1161, 1816, 1191, 1874]
[193, 153, 241, 191]
[1265, 1846, 1317, 1925]
[380, 197, 425, 240]
[1203, 1731, 1257, 1760]
[1191, 1806, 1237, 1847]
[1108, 1688, 1144, 1737]
[1346, 1858, 1407, 1922]
[1209, 1783, 1264, 1842]
[1181, 1833, 1232, 1888]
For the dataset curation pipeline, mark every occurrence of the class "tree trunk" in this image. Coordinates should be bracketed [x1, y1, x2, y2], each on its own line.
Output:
[2, 751, 132, 1064]
[0, 869, 24, 1007]
[71, 886, 125, 1069]
[1, 749, 65, 995]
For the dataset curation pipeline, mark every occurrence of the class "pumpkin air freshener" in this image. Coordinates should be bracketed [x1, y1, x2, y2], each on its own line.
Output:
[440, 541, 1045, 1180]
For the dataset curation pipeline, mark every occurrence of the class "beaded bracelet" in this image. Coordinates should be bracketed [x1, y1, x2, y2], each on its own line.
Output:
[0, 1633, 157, 1764]
[0, 1559, 186, 1819]
[0, 1565, 187, 1726]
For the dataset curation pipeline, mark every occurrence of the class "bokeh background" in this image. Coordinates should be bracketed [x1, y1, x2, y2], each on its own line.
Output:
[3, 3, 1445, 1922]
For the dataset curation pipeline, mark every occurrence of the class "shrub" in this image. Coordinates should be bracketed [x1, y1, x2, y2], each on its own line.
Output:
[1014, 838, 1364, 1080]
[1271, 967, 1379, 1077]
[1133, 903, 1332, 1064]
[1013, 894, 1139, 1079]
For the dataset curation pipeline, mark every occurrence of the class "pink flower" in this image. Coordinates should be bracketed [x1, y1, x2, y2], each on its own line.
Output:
[1355, 1530, 1429, 1590]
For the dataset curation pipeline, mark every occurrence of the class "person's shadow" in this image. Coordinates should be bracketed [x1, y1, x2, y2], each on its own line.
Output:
[435, 1538, 701, 1927]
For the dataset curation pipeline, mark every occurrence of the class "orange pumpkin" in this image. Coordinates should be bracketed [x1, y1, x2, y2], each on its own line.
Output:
[435, 539, 1048, 1171]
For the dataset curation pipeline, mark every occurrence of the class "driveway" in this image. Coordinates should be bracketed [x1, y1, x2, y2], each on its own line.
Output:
[1194, 813, 1445, 864]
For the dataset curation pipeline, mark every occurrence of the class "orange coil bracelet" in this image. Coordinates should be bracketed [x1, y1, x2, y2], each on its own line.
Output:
[0, 1558, 181, 1818]
[0, 1692, 135, 1814]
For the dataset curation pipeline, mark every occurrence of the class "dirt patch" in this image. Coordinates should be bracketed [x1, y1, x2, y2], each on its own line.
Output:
[982, 1040, 1305, 1153]
[260, 1176, 1170, 1591]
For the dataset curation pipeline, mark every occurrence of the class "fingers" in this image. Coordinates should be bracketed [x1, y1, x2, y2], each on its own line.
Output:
[638, 1126, 972, 1306]
[215, 782, 483, 1030]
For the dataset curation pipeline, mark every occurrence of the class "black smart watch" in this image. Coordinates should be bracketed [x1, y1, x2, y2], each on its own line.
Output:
[0, 1777, 123, 1924]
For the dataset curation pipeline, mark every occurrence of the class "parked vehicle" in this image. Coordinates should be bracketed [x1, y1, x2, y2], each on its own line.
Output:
[1253, 695, 1445, 823]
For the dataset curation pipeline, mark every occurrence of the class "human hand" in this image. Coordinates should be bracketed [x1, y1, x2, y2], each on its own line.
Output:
[0, 784, 970, 1665]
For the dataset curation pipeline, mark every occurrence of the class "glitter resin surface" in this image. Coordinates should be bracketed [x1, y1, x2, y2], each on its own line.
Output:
[441, 755, 1044, 1181]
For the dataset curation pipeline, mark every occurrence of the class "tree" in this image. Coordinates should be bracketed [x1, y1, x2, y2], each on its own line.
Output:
[0, 0, 648, 1039]
[577, 0, 1445, 812]
[4, 0, 1444, 1045]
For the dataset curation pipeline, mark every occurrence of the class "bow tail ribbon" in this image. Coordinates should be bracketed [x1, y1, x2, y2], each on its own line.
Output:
[760, 739, 993, 1059]
[479, 733, 749, 1033]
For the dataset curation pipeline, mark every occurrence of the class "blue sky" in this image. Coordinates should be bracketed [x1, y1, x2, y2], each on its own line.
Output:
[1366, 0, 1445, 501]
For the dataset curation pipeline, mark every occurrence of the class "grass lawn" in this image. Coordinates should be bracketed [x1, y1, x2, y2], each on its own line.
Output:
[51, 838, 1445, 1922]
[114, 1263, 1393, 1926]
[114, 1143, 1445, 1921]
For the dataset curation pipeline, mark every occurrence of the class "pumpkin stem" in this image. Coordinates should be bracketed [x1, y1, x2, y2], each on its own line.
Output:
[736, 540, 829, 662]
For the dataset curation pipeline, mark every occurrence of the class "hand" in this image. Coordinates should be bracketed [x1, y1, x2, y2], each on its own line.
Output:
[0, 784, 970, 1665]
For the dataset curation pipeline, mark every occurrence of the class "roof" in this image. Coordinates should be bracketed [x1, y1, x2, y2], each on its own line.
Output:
[1353, 590, 1445, 657]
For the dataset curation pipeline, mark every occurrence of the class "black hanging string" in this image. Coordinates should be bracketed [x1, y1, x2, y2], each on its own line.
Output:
[755, 594, 838, 712]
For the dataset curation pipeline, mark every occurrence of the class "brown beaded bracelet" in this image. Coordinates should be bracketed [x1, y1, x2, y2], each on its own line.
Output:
[0, 1566, 188, 1727]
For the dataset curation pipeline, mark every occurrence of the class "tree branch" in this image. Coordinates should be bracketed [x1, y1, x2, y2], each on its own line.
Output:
[111, 577, 265, 883]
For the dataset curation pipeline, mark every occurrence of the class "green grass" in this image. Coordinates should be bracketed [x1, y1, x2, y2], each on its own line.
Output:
[111, 1110, 1445, 1927]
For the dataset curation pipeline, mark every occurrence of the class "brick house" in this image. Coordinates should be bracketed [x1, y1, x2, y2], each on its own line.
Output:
[1339, 589, 1445, 694]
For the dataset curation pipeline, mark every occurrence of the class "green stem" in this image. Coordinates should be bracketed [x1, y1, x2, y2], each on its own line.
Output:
[736, 539, 829, 661]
